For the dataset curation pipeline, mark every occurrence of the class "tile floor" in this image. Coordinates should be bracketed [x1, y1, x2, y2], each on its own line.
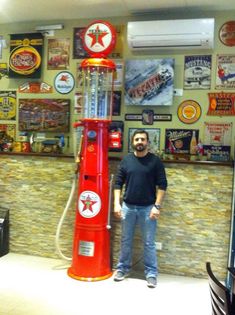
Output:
[0, 253, 211, 315]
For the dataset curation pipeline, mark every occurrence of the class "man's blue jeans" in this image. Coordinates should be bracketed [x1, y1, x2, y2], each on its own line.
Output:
[116, 202, 158, 279]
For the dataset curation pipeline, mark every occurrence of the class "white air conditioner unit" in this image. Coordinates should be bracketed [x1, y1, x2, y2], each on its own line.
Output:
[127, 18, 215, 51]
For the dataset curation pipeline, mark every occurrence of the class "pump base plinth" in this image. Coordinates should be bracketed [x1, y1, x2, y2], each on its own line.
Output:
[67, 268, 113, 282]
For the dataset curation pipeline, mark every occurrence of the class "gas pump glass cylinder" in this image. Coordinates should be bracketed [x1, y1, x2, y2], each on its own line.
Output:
[81, 59, 115, 121]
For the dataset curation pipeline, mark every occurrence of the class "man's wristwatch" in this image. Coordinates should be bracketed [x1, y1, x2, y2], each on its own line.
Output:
[154, 204, 161, 210]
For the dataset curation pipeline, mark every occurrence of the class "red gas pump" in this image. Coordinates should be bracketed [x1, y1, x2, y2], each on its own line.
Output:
[68, 21, 116, 281]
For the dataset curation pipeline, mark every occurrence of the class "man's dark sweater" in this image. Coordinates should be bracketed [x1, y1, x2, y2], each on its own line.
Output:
[114, 152, 167, 206]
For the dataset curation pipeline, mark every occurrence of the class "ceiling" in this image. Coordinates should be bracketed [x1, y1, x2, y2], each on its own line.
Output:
[0, 0, 235, 25]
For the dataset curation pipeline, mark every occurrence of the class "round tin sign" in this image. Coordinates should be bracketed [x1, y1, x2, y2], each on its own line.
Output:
[78, 190, 101, 218]
[177, 100, 201, 124]
[83, 20, 116, 57]
[54, 71, 75, 94]
[219, 21, 235, 46]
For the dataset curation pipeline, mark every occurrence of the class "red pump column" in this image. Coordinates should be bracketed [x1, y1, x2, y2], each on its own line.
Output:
[68, 21, 116, 281]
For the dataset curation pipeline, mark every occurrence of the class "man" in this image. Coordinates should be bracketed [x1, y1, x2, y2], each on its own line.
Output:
[113, 129, 167, 288]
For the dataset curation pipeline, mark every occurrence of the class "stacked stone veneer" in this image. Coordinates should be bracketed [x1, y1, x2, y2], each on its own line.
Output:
[0, 155, 233, 279]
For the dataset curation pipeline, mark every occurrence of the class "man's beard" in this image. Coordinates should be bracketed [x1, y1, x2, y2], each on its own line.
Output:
[132, 143, 147, 152]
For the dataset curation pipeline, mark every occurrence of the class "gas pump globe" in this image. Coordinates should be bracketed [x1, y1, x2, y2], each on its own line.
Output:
[68, 21, 116, 281]
[81, 58, 115, 120]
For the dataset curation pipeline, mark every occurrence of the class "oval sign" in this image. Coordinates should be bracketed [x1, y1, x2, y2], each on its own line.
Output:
[9, 46, 41, 75]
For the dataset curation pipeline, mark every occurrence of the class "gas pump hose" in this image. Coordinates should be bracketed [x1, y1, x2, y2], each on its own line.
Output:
[55, 174, 77, 261]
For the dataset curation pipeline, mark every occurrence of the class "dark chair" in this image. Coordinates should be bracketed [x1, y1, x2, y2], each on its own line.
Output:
[206, 262, 235, 315]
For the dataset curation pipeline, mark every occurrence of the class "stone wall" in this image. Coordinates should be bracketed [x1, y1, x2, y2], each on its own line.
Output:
[0, 154, 233, 279]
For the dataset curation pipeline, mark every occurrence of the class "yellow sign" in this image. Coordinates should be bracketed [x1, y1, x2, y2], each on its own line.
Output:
[177, 100, 201, 124]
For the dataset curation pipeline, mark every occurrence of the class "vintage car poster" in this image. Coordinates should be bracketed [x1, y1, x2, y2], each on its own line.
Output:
[207, 92, 235, 116]
[47, 39, 70, 70]
[124, 59, 174, 106]
[9, 33, 43, 78]
[128, 128, 160, 153]
[165, 129, 199, 155]
[18, 99, 70, 132]
[0, 91, 16, 120]
[203, 122, 232, 161]
[184, 55, 212, 90]
[215, 54, 235, 89]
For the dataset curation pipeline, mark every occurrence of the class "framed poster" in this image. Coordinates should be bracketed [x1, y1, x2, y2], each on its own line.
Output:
[203, 122, 232, 161]
[184, 55, 212, 90]
[216, 54, 235, 89]
[109, 120, 124, 152]
[47, 39, 70, 70]
[74, 92, 83, 114]
[9, 33, 43, 79]
[113, 60, 124, 88]
[128, 128, 160, 153]
[165, 129, 199, 155]
[73, 27, 89, 59]
[204, 122, 232, 146]
[142, 109, 154, 125]
[0, 123, 16, 152]
[124, 59, 174, 106]
[0, 91, 16, 120]
[112, 91, 122, 116]
[0, 123, 16, 140]
[18, 99, 70, 132]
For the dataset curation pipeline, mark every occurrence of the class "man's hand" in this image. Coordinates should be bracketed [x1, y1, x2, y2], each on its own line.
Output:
[113, 204, 122, 219]
[150, 206, 160, 220]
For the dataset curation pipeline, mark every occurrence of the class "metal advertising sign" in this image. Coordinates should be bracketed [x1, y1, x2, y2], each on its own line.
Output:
[219, 21, 235, 47]
[177, 100, 201, 124]
[184, 55, 212, 90]
[207, 92, 235, 116]
[9, 33, 43, 78]
[216, 54, 235, 89]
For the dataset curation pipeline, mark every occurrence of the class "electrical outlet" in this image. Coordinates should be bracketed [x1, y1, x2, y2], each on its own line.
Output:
[155, 242, 162, 250]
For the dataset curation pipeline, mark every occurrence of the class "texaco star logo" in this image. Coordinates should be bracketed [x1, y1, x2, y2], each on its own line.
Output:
[78, 191, 101, 218]
[87, 25, 108, 48]
[83, 20, 116, 57]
